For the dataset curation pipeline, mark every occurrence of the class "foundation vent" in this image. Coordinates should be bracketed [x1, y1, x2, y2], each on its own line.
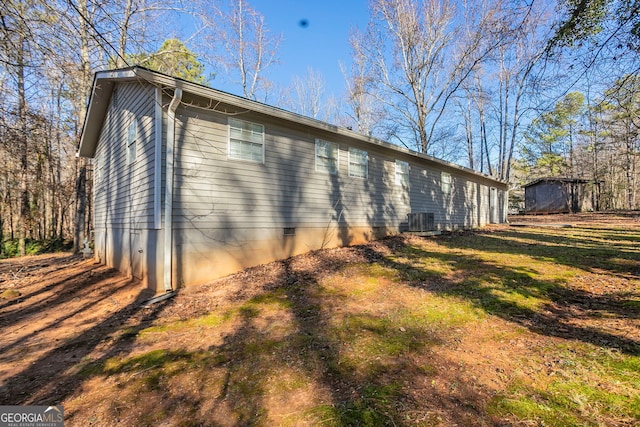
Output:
[407, 213, 435, 232]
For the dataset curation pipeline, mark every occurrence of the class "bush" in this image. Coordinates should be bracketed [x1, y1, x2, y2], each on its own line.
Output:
[0, 238, 73, 259]
[1, 239, 19, 258]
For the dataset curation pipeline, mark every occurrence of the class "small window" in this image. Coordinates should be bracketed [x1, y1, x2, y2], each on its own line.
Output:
[283, 227, 296, 236]
[95, 153, 104, 183]
[395, 160, 409, 186]
[349, 147, 368, 178]
[441, 171, 452, 195]
[228, 118, 264, 163]
[316, 139, 339, 174]
[127, 120, 137, 164]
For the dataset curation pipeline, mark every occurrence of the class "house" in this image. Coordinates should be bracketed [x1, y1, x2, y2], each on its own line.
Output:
[78, 67, 508, 293]
[523, 178, 596, 214]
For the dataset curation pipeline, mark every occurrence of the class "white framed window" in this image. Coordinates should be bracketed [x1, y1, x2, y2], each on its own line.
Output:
[228, 118, 265, 163]
[95, 153, 105, 183]
[127, 120, 137, 165]
[315, 139, 339, 174]
[441, 171, 452, 195]
[348, 147, 368, 179]
[395, 160, 409, 186]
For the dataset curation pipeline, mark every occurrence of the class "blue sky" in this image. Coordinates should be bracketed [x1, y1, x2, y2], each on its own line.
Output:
[217, 0, 370, 99]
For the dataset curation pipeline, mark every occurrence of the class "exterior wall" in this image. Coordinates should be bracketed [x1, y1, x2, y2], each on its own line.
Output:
[92, 82, 163, 290]
[90, 81, 507, 291]
[169, 92, 503, 287]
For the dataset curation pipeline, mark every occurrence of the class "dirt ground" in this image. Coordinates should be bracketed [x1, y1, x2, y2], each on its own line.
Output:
[0, 254, 156, 404]
[0, 212, 638, 426]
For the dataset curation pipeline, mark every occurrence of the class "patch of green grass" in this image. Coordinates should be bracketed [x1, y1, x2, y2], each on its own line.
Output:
[238, 305, 260, 319]
[489, 385, 584, 427]
[336, 382, 403, 426]
[388, 254, 454, 281]
[80, 349, 220, 380]
[295, 384, 403, 427]
[119, 326, 140, 340]
[268, 369, 312, 393]
[401, 298, 485, 328]
[349, 263, 400, 281]
[440, 270, 557, 317]
[242, 338, 284, 358]
[103, 349, 182, 374]
[245, 288, 293, 309]
[489, 343, 640, 426]
[381, 239, 567, 317]
[489, 288, 541, 312]
[320, 264, 398, 298]
[566, 345, 640, 387]
[554, 380, 640, 419]
[329, 310, 443, 377]
[489, 379, 639, 427]
[622, 299, 640, 311]
[139, 311, 233, 337]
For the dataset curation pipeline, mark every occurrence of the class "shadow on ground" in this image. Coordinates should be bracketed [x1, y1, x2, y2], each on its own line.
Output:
[0, 256, 174, 405]
[3, 224, 638, 426]
[364, 230, 640, 356]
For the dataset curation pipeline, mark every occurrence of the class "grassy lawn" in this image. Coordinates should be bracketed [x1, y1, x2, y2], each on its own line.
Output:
[4, 220, 638, 426]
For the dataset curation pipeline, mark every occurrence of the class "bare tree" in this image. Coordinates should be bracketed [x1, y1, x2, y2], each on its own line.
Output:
[63, 0, 175, 252]
[1, 0, 42, 255]
[494, 40, 545, 182]
[475, 74, 493, 176]
[350, 0, 508, 155]
[604, 74, 640, 209]
[457, 78, 477, 170]
[287, 67, 325, 119]
[341, 31, 384, 135]
[71, 0, 93, 253]
[200, 0, 282, 101]
[478, 0, 552, 181]
[0, 0, 200, 255]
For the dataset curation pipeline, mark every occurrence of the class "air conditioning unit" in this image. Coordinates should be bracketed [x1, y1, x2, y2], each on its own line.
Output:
[407, 212, 435, 232]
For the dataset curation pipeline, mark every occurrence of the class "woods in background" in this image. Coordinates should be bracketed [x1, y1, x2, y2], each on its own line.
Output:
[1, 0, 638, 257]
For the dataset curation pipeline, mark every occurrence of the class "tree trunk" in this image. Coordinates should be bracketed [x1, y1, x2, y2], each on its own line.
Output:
[478, 94, 493, 176]
[17, 37, 29, 257]
[73, 0, 93, 253]
[626, 135, 633, 210]
[73, 163, 86, 253]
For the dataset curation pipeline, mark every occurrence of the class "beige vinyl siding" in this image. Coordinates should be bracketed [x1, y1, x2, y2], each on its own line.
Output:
[171, 107, 412, 231]
[170, 104, 502, 233]
[93, 82, 157, 230]
[92, 84, 504, 239]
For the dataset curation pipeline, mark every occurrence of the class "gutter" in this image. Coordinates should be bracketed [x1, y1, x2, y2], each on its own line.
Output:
[163, 88, 182, 292]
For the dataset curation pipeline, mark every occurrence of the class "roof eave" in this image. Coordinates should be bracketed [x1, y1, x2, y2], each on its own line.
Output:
[77, 69, 139, 158]
[135, 68, 506, 187]
[76, 66, 508, 188]
[523, 177, 593, 188]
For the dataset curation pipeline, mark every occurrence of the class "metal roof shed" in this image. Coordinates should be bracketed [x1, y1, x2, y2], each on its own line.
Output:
[523, 178, 594, 214]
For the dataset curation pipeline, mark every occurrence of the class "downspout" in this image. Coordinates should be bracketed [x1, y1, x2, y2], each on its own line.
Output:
[154, 87, 162, 230]
[163, 88, 182, 292]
